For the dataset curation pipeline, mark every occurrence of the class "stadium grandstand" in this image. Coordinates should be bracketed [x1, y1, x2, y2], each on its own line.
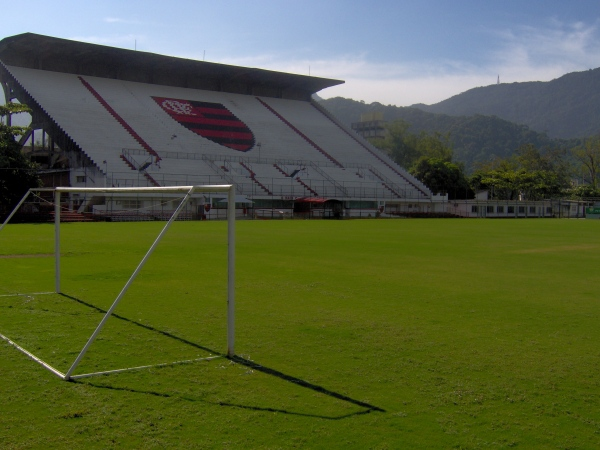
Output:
[0, 33, 446, 220]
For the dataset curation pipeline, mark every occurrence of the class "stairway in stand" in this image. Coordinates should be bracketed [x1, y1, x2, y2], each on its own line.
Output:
[239, 161, 273, 195]
[50, 210, 95, 222]
[295, 177, 319, 196]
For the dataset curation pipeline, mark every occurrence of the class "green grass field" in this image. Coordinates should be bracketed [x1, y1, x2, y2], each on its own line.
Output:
[1, 218, 599, 449]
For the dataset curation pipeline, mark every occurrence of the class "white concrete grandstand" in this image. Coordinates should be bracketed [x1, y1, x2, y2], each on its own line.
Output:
[1, 33, 446, 218]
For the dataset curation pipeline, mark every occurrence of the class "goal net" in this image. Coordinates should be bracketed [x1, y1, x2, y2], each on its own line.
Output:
[0, 185, 236, 380]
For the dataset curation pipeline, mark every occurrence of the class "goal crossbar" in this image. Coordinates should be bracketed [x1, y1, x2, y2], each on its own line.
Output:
[0, 185, 236, 381]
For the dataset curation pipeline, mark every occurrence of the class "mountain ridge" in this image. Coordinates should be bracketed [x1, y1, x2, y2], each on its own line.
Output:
[411, 67, 600, 139]
[317, 97, 578, 173]
[318, 67, 599, 171]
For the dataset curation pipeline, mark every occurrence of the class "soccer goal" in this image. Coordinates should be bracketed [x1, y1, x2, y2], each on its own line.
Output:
[0, 185, 236, 381]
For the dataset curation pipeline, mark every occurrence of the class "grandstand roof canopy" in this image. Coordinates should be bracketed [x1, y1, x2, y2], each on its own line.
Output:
[0, 33, 343, 99]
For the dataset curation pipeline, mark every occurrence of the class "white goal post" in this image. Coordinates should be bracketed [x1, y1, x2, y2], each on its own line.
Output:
[0, 185, 236, 381]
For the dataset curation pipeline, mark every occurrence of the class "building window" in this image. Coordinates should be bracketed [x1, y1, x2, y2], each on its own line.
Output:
[546, 207, 553, 214]
[122, 200, 142, 209]
[508, 206, 514, 213]
[497, 206, 504, 213]
[76, 176, 86, 183]
[529, 206, 536, 214]
[471, 205, 478, 213]
[518, 206, 525, 214]
[486, 205, 494, 213]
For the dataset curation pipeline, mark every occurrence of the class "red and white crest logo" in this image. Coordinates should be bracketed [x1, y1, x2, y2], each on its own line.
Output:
[153, 97, 255, 152]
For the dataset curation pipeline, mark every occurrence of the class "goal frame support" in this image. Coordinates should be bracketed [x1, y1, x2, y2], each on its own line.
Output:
[0, 185, 236, 381]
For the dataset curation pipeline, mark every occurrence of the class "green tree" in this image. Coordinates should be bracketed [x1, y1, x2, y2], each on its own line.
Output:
[374, 120, 465, 197]
[572, 136, 600, 189]
[410, 157, 472, 200]
[567, 184, 600, 199]
[470, 164, 519, 200]
[470, 144, 571, 200]
[374, 120, 420, 169]
[414, 131, 453, 162]
[0, 103, 40, 212]
[373, 120, 454, 170]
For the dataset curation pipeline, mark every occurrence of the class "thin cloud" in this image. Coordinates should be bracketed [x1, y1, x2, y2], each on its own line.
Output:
[213, 53, 500, 105]
[72, 18, 600, 108]
[103, 17, 141, 25]
[244, 19, 600, 106]
[321, 71, 494, 106]
[490, 19, 600, 78]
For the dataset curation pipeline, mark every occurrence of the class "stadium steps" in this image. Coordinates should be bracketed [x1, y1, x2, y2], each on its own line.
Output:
[0, 63, 98, 171]
[120, 154, 137, 170]
[369, 169, 403, 199]
[255, 97, 343, 168]
[382, 182, 402, 199]
[239, 162, 273, 195]
[50, 210, 95, 222]
[261, 96, 428, 199]
[142, 172, 161, 187]
[118, 154, 160, 186]
[295, 177, 319, 196]
[310, 100, 431, 197]
[78, 76, 162, 163]
[5, 67, 146, 185]
[307, 163, 349, 197]
[273, 164, 289, 176]
[6, 63, 433, 199]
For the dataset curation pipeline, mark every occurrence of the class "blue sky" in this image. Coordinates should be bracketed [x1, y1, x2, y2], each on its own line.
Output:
[2, 0, 600, 106]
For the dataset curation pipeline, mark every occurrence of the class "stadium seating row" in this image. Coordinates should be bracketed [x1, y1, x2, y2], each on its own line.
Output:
[5, 65, 431, 200]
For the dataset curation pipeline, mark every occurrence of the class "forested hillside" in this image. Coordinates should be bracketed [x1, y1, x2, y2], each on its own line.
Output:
[318, 97, 577, 172]
[412, 67, 600, 139]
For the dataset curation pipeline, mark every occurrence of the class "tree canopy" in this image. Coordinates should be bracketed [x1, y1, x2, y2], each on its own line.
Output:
[373, 119, 454, 169]
[375, 125, 576, 201]
[0, 103, 40, 212]
[470, 144, 572, 201]
[572, 136, 600, 190]
[371, 120, 471, 199]
[410, 157, 472, 200]
[319, 96, 576, 173]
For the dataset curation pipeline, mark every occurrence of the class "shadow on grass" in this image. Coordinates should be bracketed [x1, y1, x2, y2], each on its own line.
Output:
[230, 354, 385, 414]
[62, 293, 385, 419]
[61, 293, 216, 355]
[76, 380, 376, 420]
